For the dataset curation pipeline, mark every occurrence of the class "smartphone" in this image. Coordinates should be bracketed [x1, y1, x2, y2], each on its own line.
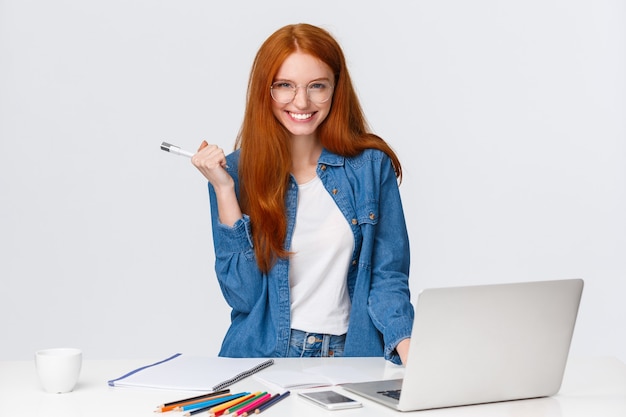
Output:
[298, 390, 363, 410]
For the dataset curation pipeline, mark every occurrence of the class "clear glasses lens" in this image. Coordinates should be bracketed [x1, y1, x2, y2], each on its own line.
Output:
[270, 81, 334, 104]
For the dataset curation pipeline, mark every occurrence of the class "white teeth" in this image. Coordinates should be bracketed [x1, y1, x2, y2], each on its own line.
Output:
[289, 112, 313, 120]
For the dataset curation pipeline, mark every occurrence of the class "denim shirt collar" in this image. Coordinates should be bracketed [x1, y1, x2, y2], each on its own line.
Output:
[318, 148, 345, 167]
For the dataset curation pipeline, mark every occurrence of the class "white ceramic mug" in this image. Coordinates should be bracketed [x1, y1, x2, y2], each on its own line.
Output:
[35, 348, 82, 393]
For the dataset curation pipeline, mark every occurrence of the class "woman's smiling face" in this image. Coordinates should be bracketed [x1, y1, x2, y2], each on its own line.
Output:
[270, 51, 335, 139]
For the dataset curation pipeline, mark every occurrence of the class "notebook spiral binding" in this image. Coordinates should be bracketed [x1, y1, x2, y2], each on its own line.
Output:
[212, 359, 275, 391]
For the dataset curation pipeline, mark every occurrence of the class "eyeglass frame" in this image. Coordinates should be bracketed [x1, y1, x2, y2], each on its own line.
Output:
[269, 80, 335, 104]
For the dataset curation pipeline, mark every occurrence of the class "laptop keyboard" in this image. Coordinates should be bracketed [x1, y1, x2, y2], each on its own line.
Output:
[377, 389, 401, 400]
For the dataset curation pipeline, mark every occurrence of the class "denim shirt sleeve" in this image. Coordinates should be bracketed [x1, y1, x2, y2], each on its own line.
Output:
[363, 154, 414, 363]
[208, 184, 266, 314]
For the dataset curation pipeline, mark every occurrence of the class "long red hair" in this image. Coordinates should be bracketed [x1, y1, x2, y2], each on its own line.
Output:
[235, 23, 402, 273]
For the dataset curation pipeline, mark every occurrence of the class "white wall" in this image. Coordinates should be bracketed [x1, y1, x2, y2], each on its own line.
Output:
[1, 0, 624, 362]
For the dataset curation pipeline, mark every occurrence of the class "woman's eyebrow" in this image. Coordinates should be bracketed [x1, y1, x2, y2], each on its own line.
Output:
[273, 77, 332, 83]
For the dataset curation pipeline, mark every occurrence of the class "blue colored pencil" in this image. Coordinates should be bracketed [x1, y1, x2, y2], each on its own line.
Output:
[177, 392, 249, 411]
[254, 391, 290, 414]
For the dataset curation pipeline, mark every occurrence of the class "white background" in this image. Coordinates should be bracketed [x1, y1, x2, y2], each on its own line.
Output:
[1, 0, 624, 362]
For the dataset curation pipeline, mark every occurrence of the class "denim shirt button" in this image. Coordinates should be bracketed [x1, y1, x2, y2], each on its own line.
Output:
[352, 259, 357, 266]
[332, 188, 338, 195]
[320, 164, 327, 171]
[307, 335, 317, 344]
[369, 212, 376, 220]
[351, 218, 358, 225]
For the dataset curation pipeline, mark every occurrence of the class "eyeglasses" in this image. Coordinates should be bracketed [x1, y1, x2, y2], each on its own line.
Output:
[270, 80, 334, 104]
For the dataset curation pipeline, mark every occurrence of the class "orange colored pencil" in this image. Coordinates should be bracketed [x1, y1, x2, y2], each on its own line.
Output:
[209, 392, 257, 416]
[225, 392, 266, 414]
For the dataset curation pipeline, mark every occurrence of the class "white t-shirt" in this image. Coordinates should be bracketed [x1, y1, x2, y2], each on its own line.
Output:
[288, 175, 354, 335]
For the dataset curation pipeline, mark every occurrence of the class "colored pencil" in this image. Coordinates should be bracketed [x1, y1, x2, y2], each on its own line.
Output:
[183, 405, 215, 416]
[247, 393, 277, 414]
[235, 393, 272, 416]
[254, 391, 290, 414]
[160, 389, 230, 407]
[208, 392, 257, 416]
[181, 393, 250, 416]
[225, 392, 266, 414]
[155, 390, 231, 412]
[177, 392, 249, 412]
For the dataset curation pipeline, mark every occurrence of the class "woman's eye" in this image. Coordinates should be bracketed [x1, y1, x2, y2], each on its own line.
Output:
[309, 82, 328, 90]
[274, 82, 294, 89]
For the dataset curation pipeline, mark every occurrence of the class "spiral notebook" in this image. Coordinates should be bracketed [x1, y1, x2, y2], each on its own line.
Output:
[108, 353, 274, 391]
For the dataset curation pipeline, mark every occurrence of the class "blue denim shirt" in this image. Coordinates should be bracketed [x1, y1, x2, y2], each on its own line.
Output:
[207, 148, 414, 364]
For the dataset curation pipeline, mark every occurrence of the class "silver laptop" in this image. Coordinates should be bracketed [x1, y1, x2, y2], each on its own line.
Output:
[342, 279, 583, 411]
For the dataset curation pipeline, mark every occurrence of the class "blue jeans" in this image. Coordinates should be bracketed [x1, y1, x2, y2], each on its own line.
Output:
[287, 329, 346, 358]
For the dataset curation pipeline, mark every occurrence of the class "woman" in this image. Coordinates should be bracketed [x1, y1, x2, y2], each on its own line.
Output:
[192, 23, 413, 365]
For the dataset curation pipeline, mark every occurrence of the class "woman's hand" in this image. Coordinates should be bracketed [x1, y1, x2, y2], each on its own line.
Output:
[191, 141, 233, 190]
[397, 338, 411, 366]
[191, 141, 242, 226]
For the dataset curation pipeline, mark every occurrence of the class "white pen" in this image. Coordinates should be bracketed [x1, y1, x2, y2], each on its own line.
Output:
[160, 141, 195, 158]
[160, 141, 229, 168]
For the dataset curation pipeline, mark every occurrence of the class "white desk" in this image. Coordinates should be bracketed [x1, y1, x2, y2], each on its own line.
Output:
[1, 356, 625, 417]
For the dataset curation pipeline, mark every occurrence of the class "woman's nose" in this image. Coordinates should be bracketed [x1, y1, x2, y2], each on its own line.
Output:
[292, 86, 309, 108]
